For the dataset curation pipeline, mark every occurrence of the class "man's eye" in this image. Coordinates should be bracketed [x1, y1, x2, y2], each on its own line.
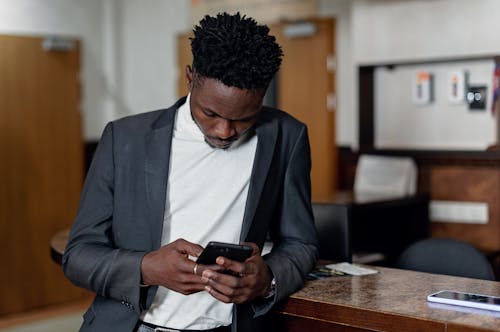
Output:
[203, 110, 216, 117]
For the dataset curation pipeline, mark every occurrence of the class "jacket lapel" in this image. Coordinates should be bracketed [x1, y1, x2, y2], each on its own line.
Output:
[144, 99, 184, 249]
[240, 114, 278, 242]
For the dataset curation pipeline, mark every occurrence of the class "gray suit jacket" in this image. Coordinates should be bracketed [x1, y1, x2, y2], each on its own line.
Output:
[62, 97, 318, 332]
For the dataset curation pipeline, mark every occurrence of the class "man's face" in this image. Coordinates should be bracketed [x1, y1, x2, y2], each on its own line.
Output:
[187, 69, 264, 149]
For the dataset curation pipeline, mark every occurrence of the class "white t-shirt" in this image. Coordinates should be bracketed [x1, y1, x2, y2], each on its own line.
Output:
[140, 94, 258, 329]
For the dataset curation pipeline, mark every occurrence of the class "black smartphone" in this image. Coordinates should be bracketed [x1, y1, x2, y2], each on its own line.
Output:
[196, 241, 253, 265]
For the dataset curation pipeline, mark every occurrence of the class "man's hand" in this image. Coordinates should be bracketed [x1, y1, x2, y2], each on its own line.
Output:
[200, 242, 273, 304]
[140, 239, 222, 295]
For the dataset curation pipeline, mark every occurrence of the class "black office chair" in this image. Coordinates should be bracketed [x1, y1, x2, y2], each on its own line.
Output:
[312, 203, 352, 263]
[396, 238, 495, 280]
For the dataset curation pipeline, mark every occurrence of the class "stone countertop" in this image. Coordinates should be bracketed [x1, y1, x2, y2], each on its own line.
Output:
[280, 266, 500, 332]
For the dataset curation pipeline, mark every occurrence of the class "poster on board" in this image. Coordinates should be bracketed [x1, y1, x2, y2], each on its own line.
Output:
[412, 71, 433, 106]
[447, 70, 467, 104]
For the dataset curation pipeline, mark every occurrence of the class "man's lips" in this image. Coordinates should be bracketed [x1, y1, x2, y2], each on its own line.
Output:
[206, 136, 237, 149]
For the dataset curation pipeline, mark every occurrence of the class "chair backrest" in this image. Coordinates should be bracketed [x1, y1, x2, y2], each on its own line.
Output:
[312, 203, 352, 263]
[396, 238, 495, 280]
[354, 154, 417, 197]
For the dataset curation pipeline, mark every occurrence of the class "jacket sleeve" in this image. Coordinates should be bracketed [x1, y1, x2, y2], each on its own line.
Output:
[254, 124, 319, 316]
[62, 122, 146, 314]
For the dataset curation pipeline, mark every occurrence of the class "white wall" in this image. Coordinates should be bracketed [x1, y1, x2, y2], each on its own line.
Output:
[118, 0, 189, 117]
[375, 60, 496, 150]
[0, 0, 189, 140]
[347, 0, 500, 149]
[4, 0, 500, 148]
[352, 0, 500, 64]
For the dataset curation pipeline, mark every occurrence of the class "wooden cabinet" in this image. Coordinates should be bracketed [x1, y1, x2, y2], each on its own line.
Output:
[177, 18, 338, 199]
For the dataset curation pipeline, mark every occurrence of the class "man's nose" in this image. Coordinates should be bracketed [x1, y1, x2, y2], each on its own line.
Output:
[215, 119, 236, 139]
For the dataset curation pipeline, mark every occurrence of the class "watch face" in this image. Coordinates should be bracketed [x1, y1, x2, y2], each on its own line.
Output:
[265, 278, 276, 299]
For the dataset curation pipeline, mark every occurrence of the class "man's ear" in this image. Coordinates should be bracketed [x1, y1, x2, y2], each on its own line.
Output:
[186, 65, 193, 90]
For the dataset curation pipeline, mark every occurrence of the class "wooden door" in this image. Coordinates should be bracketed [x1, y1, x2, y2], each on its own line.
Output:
[177, 18, 337, 199]
[271, 18, 337, 199]
[0, 35, 87, 315]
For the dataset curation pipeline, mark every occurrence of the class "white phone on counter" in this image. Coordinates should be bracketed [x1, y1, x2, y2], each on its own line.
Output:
[427, 290, 500, 312]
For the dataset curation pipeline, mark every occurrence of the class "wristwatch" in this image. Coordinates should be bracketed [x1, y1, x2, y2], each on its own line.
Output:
[264, 277, 276, 299]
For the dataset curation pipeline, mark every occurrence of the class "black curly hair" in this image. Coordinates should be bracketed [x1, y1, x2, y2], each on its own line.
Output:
[190, 12, 283, 90]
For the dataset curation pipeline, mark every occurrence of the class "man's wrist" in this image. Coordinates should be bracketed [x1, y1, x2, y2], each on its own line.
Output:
[140, 252, 154, 287]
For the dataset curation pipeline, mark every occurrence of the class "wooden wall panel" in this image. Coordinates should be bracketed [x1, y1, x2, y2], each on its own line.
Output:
[430, 166, 500, 252]
[0, 35, 86, 315]
[338, 147, 500, 254]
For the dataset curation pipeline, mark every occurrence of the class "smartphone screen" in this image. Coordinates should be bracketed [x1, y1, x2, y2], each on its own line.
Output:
[427, 290, 500, 311]
[196, 241, 253, 265]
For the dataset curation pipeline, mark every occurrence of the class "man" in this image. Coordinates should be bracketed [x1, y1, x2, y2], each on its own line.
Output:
[63, 12, 318, 332]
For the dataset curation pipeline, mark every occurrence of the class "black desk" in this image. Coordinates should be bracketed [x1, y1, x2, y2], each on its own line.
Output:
[313, 191, 430, 265]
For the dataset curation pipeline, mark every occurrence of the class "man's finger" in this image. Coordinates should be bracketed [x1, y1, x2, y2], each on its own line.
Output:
[175, 238, 204, 257]
[205, 285, 231, 303]
[241, 242, 260, 256]
[196, 263, 225, 276]
[215, 256, 246, 275]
